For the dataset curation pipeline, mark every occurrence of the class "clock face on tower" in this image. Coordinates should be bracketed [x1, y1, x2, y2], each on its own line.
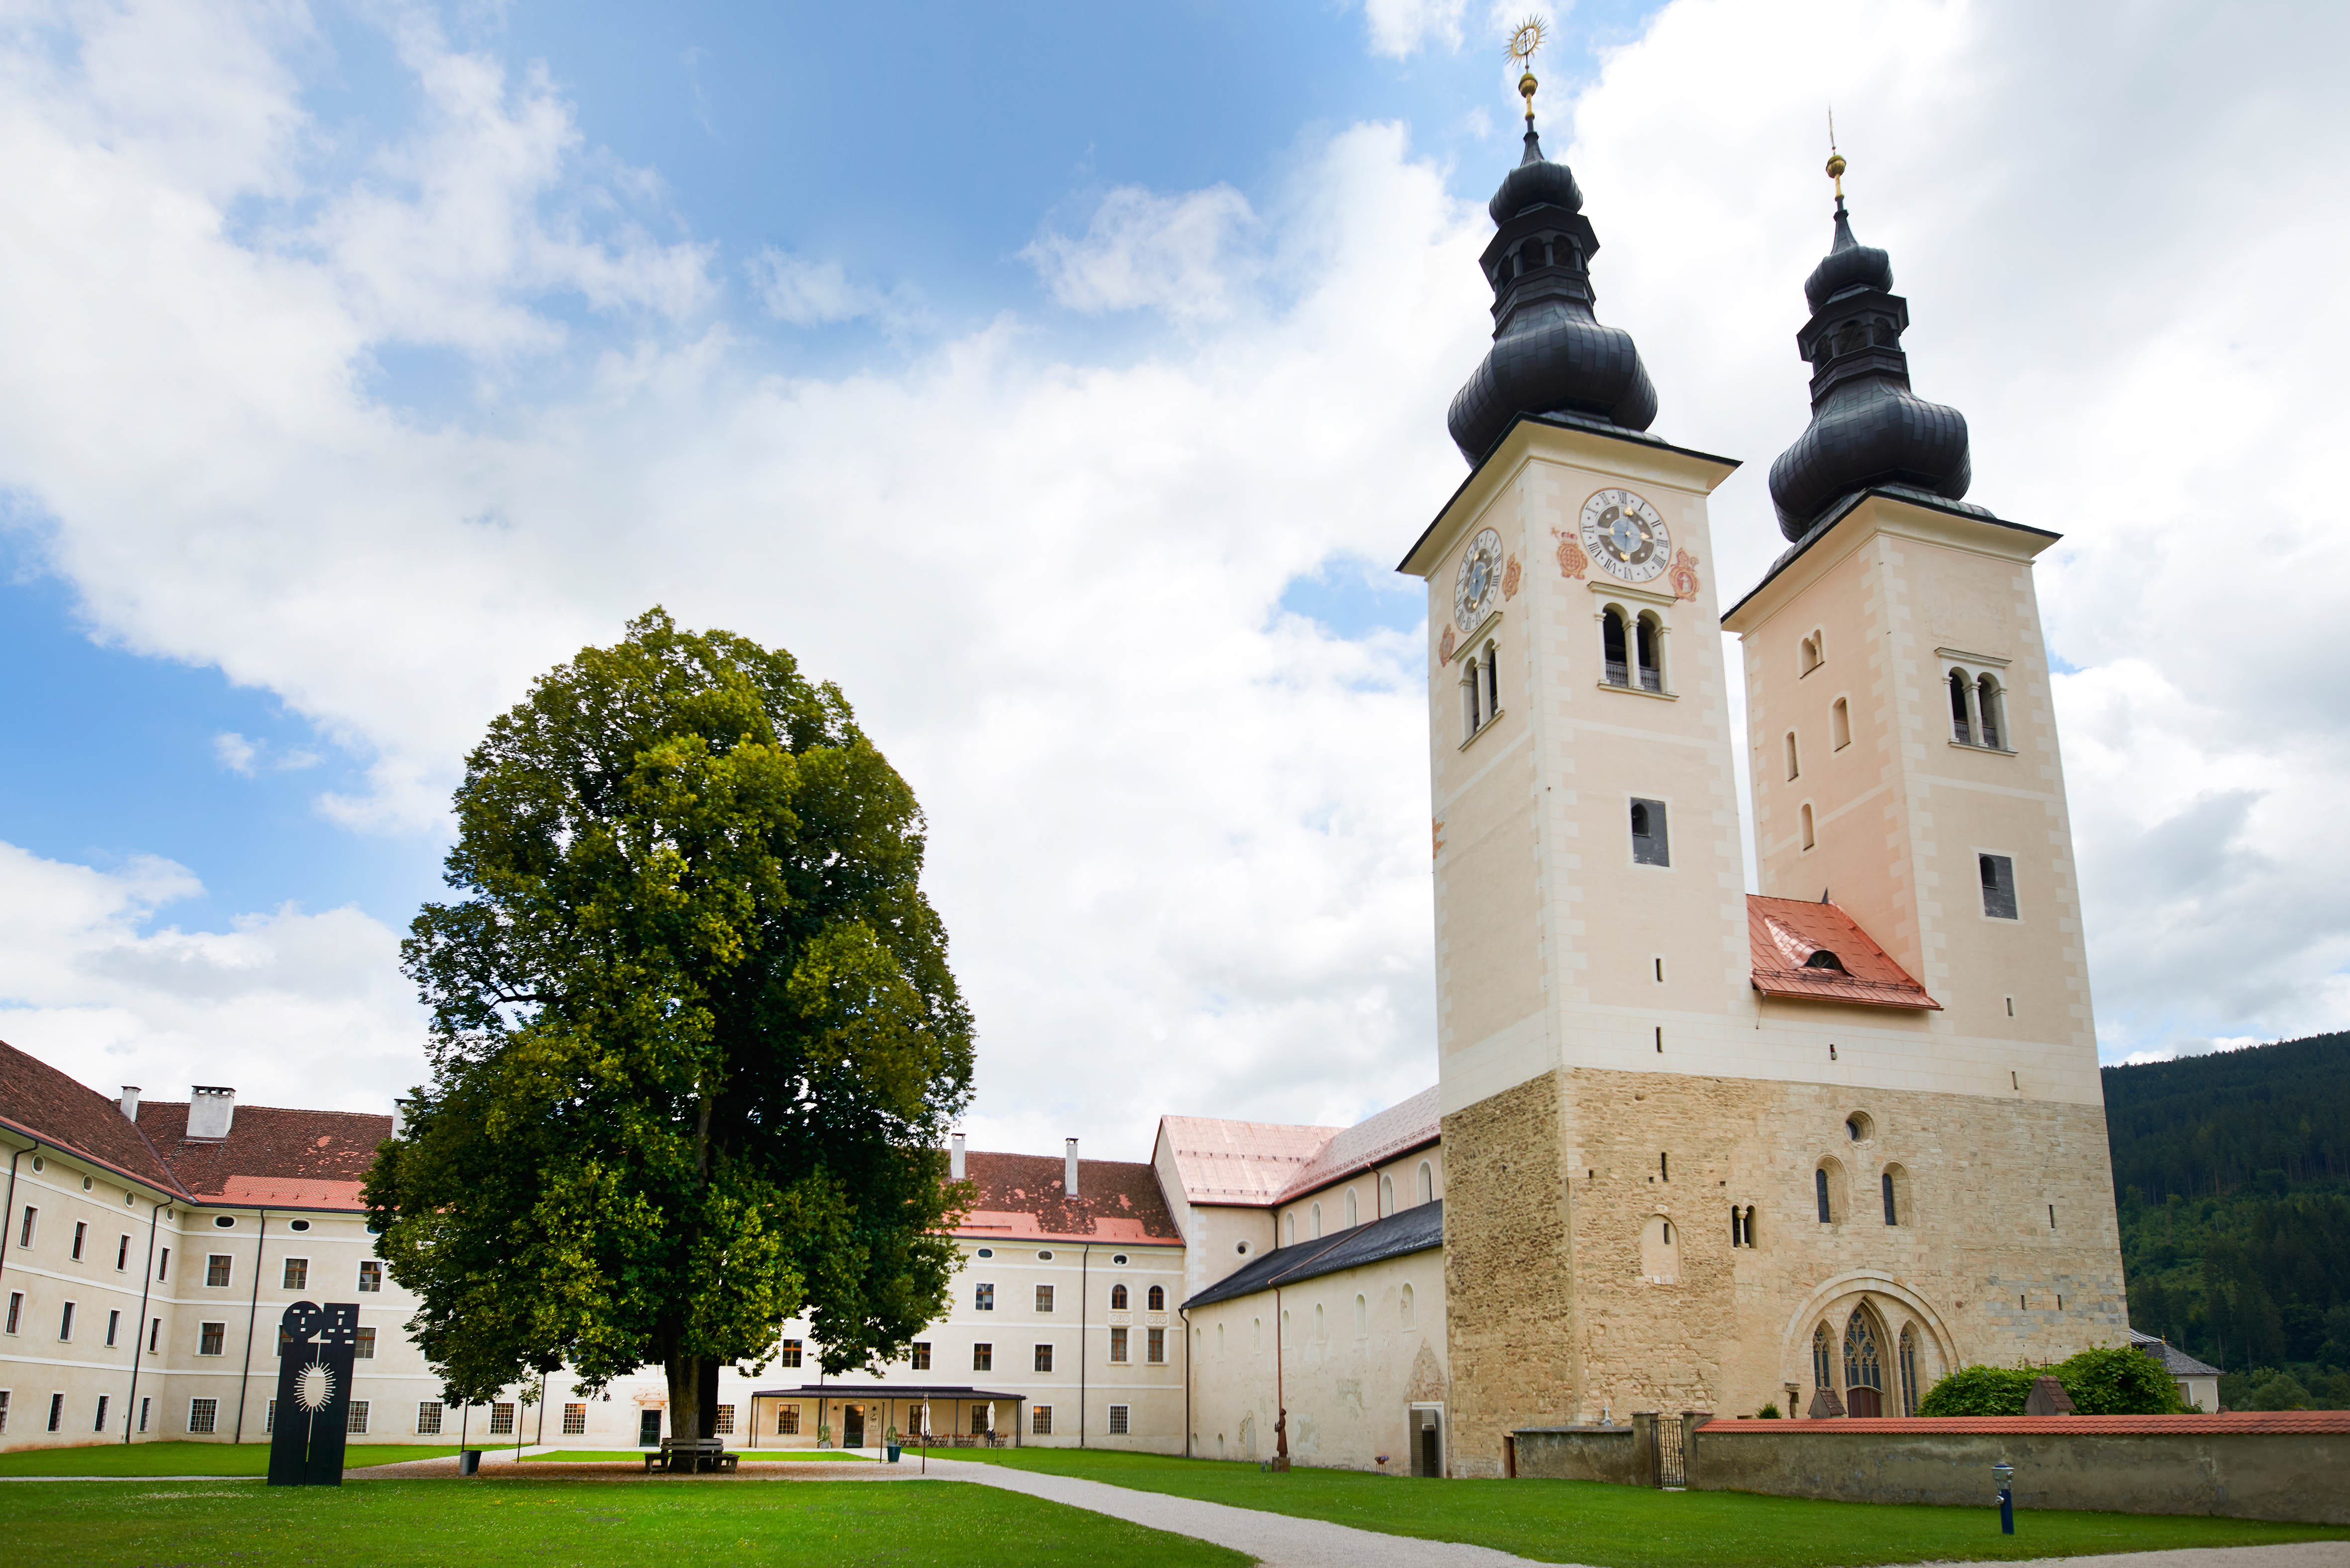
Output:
[1579, 489, 1671, 583]
[1453, 528, 1505, 632]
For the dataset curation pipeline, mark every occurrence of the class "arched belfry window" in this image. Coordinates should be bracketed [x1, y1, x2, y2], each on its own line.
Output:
[1462, 641, 1501, 741]
[1635, 613, 1665, 692]
[1843, 1311, 1886, 1416]
[1601, 608, 1630, 687]
[1948, 669, 1972, 743]
[1976, 675, 2005, 749]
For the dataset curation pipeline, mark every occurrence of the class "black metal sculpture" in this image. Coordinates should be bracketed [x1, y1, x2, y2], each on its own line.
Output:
[267, 1300, 361, 1485]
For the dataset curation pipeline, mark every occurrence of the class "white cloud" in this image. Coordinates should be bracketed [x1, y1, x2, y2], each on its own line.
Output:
[213, 732, 321, 776]
[0, 0, 2344, 1157]
[1362, 0, 1472, 59]
[0, 841, 422, 1113]
[1023, 184, 1261, 326]
[744, 247, 922, 331]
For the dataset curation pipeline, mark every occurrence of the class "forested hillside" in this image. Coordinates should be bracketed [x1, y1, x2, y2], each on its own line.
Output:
[2103, 1032, 2350, 1409]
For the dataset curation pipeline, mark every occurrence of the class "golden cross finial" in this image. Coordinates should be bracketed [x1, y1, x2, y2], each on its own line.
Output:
[1507, 17, 1547, 123]
[1826, 107, 1846, 198]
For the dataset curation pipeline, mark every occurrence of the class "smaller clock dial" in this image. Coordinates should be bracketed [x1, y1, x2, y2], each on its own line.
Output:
[1453, 527, 1505, 632]
[1578, 489, 1671, 583]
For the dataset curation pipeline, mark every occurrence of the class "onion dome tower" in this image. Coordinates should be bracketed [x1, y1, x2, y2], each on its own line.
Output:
[1445, 63, 1657, 465]
[1765, 152, 1972, 539]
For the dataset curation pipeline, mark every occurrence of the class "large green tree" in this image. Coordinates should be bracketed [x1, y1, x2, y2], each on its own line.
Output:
[364, 609, 975, 1441]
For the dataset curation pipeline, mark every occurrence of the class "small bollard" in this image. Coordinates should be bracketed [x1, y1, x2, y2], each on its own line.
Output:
[458, 1449, 482, 1477]
[1993, 1461, 2016, 1535]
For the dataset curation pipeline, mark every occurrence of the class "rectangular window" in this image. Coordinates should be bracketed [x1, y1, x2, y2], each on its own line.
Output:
[206, 1254, 232, 1288]
[265, 1399, 276, 1434]
[139, 1397, 150, 1433]
[72, 1221, 87, 1261]
[49, 1392, 65, 1431]
[1031, 1405, 1053, 1436]
[355, 1328, 377, 1360]
[116, 1234, 130, 1271]
[58, 1301, 74, 1341]
[1631, 798, 1670, 867]
[347, 1401, 370, 1436]
[972, 1403, 991, 1434]
[148, 1317, 161, 1353]
[157, 1247, 169, 1282]
[779, 1338, 802, 1368]
[1108, 1326, 1128, 1363]
[972, 1343, 992, 1372]
[1832, 696, 1852, 750]
[107, 1309, 120, 1347]
[713, 1404, 735, 1435]
[562, 1403, 586, 1435]
[1785, 732, 1800, 781]
[974, 1283, 994, 1311]
[490, 1403, 516, 1435]
[1035, 1285, 1054, 1313]
[4, 1291, 19, 1335]
[357, 1260, 384, 1292]
[1147, 1327, 1166, 1364]
[1034, 1343, 1053, 1373]
[777, 1404, 800, 1436]
[18, 1206, 35, 1248]
[417, 1402, 444, 1436]
[95, 1394, 108, 1433]
[283, 1258, 308, 1291]
[910, 1342, 931, 1371]
[0, 1390, 9, 1432]
[1108, 1404, 1130, 1436]
[199, 1321, 226, 1356]
[1979, 853, 2018, 919]
[188, 1397, 218, 1434]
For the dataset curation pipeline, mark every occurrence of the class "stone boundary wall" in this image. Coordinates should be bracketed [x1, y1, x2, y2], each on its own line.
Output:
[1689, 1416, 2350, 1526]
[1511, 1424, 1641, 1485]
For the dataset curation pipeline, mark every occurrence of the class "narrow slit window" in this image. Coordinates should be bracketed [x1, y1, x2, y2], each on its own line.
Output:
[1815, 1168, 1832, 1223]
[1979, 854, 2018, 920]
[1800, 803, 1816, 851]
[1882, 1172, 1899, 1225]
[1785, 731, 1800, 781]
[1483, 640, 1500, 719]
[1831, 696, 1852, 750]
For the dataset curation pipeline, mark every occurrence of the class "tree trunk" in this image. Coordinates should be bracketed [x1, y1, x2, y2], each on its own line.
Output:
[665, 1354, 701, 1447]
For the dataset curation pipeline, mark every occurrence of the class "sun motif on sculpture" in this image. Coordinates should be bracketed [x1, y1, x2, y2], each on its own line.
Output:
[295, 1361, 336, 1413]
[1506, 16, 1546, 68]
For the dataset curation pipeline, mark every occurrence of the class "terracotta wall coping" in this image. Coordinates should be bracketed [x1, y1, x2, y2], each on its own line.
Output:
[1700, 1414, 2350, 1435]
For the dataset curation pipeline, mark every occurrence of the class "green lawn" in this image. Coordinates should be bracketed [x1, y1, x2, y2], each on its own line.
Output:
[0, 1478, 1247, 1567]
[936, 1447, 2350, 1567]
[0, 1442, 466, 1477]
[517, 1449, 870, 1463]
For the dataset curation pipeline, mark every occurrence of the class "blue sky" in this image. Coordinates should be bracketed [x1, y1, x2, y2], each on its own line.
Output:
[0, 0, 2345, 1149]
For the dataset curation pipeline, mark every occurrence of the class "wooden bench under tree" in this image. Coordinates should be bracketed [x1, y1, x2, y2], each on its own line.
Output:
[644, 1437, 739, 1474]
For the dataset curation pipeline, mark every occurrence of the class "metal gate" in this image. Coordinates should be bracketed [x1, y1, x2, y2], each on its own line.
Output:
[1651, 1413, 1686, 1488]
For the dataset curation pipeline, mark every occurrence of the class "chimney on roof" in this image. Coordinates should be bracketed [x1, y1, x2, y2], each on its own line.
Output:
[1066, 1138, 1079, 1199]
[186, 1085, 236, 1141]
[119, 1086, 141, 1122]
[950, 1132, 966, 1181]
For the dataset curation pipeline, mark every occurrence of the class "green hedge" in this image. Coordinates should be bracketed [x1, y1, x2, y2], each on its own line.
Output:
[1917, 1345, 2188, 1417]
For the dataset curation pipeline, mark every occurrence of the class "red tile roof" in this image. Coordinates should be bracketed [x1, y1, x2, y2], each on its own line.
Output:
[0, 1038, 388, 1211]
[1702, 1413, 2350, 1434]
[1157, 1114, 1342, 1206]
[1748, 896, 1940, 1010]
[954, 1151, 1181, 1243]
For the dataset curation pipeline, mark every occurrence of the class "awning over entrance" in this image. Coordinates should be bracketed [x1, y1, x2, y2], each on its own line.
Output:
[749, 1384, 1026, 1404]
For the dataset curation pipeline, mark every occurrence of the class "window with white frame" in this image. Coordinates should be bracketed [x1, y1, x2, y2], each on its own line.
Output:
[1635, 611, 1665, 691]
[1108, 1404, 1130, 1435]
[0, 1390, 9, 1432]
[777, 1403, 801, 1436]
[1031, 1405, 1053, 1436]
[57, 1301, 74, 1341]
[417, 1402, 444, 1435]
[95, 1394, 108, 1433]
[206, 1254, 232, 1288]
[1147, 1327, 1166, 1364]
[1976, 675, 2006, 748]
[1601, 606, 1631, 686]
[48, 1393, 65, 1431]
[1379, 1174, 1394, 1217]
[1110, 1283, 1128, 1310]
[16, 1206, 34, 1248]
[1034, 1343, 1053, 1373]
[1147, 1285, 1165, 1311]
[1980, 853, 2019, 920]
[1109, 1326, 1128, 1363]
[1416, 1161, 1434, 1205]
[780, 1338, 803, 1366]
[714, 1404, 735, 1435]
[72, 1221, 86, 1260]
[974, 1283, 994, 1311]
[1034, 1285, 1054, 1313]
[265, 1398, 276, 1434]
[356, 1260, 383, 1292]
[973, 1342, 992, 1372]
[188, 1397, 219, 1434]
[116, 1234, 130, 1271]
[355, 1328, 377, 1359]
[283, 1258, 308, 1291]
[910, 1341, 931, 1370]
[1461, 638, 1501, 739]
[562, 1403, 586, 1435]
[198, 1321, 226, 1356]
[490, 1403, 515, 1435]
[157, 1247, 169, 1281]
[347, 1401, 370, 1435]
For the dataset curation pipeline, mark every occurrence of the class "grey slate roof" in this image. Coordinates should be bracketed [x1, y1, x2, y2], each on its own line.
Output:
[2130, 1327, 2222, 1378]
[1183, 1200, 1443, 1310]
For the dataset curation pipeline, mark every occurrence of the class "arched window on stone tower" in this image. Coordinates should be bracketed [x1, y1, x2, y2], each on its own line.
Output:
[1898, 1324, 1921, 1415]
[1811, 1323, 1834, 1398]
[1601, 607, 1631, 687]
[1843, 1310, 1886, 1417]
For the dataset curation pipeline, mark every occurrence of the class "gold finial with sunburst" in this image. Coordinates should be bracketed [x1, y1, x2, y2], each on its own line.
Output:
[1826, 107, 1847, 199]
[1507, 16, 1547, 123]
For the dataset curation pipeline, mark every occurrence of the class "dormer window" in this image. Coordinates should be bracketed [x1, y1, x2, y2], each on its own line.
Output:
[1804, 949, 1846, 972]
